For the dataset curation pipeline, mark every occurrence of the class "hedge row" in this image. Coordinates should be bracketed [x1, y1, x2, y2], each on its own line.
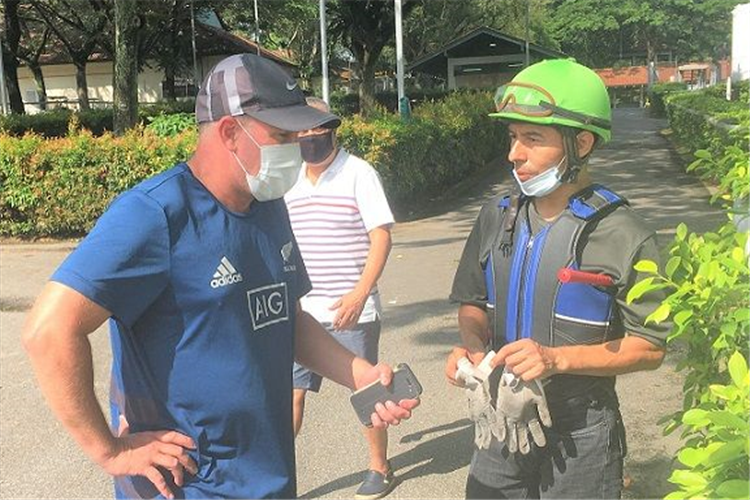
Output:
[647, 81, 688, 117]
[0, 128, 198, 237]
[328, 88, 453, 117]
[338, 90, 506, 211]
[0, 91, 506, 238]
[664, 80, 749, 185]
[637, 80, 749, 500]
[0, 90, 454, 137]
[0, 100, 197, 138]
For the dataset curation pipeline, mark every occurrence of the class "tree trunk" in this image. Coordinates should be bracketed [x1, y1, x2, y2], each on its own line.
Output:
[2, 46, 25, 114]
[354, 44, 383, 118]
[114, 0, 139, 135]
[359, 60, 377, 117]
[646, 38, 656, 88]
[73, 59, 90, 111]
[28, 62, 47, 111]
[2, 0, 26, 114]
[163, 64, 176, 102]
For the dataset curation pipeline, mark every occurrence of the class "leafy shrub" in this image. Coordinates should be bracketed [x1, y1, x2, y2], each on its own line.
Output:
[1, 91, 505, 236]
[0, 99, 197, 138]
[688, 141, 749, 205]
[648, 81, 688, 117]
[630, 220, 749, 499]
[145, 113, 197, 137]
[0, 127, 197, 237]
[329, 88, 454, 117]
[329, 91, 360, 117]
[630, 223, 749, 413]
[337, 90, 507, 214]
[0, 108, 114, 138]
[139, 99, 196, 117]
[665, 352, 749, 500]
[665, 82, 749, 163]
[631, 79, 750, 499]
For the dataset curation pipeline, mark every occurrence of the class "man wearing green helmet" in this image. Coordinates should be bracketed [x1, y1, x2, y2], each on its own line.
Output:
[445, 59, 670, 498]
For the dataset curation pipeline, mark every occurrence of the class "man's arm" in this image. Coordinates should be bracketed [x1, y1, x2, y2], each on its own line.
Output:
[445, 303, 493, 385]
[22, 282, 196, 499]
[294, 304, 417, 426]
[493, 335, 666, 381]
[331, 225, 392, 330]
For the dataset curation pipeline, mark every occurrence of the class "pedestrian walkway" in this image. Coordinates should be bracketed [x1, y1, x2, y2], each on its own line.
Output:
[0, 108, 726, 499]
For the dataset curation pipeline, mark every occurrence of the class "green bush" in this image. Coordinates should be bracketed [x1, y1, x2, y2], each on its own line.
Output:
[0, 127, 197, 237]
[631, 220, 749, 499]
[329, 91, 360, 117]
[665, 82, 749, 165]
[329, 88, 454, 117]
[631, 79, 750, 499]
[145, 113, 197, 137]
[648, 81, 688, 117]
[337, 90, 507, 214]
[0, 108, 114, 138]
[666, 352, 749, 500]
[0, 91, 505, 236]
[0, 99, 198, 138]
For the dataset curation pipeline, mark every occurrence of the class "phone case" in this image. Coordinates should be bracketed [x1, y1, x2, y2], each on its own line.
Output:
[349, 363, 423, 426]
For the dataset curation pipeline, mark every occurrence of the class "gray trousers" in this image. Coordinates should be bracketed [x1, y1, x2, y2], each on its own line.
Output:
[466, 390, 626, 499]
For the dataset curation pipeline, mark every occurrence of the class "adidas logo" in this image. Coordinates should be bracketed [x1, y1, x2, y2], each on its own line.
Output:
[210, 256, 244, 289]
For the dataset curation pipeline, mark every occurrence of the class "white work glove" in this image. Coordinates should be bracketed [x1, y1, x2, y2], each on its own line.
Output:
[494, 367, 552, 454]
[456, 352, 502, 450]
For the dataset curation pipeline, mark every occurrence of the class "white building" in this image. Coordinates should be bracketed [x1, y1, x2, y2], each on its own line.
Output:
[731, 3, 750, 81]
[13, 20, 295, 114]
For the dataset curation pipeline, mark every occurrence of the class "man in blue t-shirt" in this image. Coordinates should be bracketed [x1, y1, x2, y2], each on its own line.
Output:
[22, 53, 418, 500]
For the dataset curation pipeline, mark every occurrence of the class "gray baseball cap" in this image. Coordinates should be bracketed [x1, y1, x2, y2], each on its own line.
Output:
[195, 53, 341, 131]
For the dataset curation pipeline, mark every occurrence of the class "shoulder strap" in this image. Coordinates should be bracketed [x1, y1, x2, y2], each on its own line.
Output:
[569, 184, 628, 221]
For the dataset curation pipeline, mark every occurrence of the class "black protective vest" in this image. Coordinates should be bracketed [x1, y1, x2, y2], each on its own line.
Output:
[483, 184, 628, 400]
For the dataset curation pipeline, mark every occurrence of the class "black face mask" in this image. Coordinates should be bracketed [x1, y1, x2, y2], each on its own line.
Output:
[299, 132, 335, 164]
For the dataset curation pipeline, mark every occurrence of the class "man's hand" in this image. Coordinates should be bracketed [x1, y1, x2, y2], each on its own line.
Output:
[445, 346, 486, 386]
[100, 429, 198, 499]
[494, 369, 552, 454]
[329, 289, 367, 330]
[354, 363, 420, 428]
[492, 338, 557, 381]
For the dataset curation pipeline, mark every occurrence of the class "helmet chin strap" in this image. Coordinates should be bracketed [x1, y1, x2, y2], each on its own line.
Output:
[560, 127, 588, 184]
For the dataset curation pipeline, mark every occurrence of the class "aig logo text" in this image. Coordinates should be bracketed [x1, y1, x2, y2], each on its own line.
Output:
[247, 283, 289, 330]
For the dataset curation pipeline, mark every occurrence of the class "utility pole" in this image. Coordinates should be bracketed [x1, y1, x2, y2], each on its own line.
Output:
[190, 0, 200, 92]
[254, 0, 261, 54]
[0, 44, 8, 115]
[395, 0, 408, 119]
[524, 0, 530, 67]
[319, 0, 329, 103]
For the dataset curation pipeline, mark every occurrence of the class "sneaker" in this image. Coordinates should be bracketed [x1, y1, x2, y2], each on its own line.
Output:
[354, 468, 395, 500]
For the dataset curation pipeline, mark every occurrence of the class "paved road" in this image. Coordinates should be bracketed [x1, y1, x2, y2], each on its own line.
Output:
[0, 108, 726, 499]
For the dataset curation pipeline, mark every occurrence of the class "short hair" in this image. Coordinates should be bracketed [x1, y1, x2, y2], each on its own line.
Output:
[305, 97, 330, 114]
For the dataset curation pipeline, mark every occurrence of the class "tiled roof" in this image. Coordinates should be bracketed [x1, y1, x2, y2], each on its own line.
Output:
[595, 66, 677, 87]
[595, 60, 730, 87]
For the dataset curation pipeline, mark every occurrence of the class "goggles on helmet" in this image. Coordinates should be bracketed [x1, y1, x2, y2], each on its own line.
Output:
[493, 82, 611, 131]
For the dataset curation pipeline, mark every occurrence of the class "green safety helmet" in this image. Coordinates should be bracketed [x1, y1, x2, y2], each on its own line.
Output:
[490, 59, 612, 143]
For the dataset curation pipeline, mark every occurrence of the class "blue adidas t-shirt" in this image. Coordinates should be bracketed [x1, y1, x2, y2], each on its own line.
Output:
[52, 163, 310, 499]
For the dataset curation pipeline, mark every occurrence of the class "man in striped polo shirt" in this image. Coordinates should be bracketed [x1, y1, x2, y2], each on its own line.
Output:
[285, 97, 396, 500]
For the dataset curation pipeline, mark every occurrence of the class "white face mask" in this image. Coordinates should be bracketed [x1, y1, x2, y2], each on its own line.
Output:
[232, 121, 302, 202]
[512, 156, 567, 197]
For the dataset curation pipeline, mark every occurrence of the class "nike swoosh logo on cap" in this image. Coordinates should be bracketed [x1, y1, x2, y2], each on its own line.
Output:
[286, 81, 298, 91]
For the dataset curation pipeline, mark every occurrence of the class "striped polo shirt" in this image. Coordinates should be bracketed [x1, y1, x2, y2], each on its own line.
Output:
[285, 149, 394, 324]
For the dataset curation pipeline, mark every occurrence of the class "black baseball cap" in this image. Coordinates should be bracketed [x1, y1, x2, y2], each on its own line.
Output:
[195, 53, 341, 131]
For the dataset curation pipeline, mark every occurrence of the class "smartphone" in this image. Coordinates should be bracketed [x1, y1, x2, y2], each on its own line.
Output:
[350, 363, 423, 427]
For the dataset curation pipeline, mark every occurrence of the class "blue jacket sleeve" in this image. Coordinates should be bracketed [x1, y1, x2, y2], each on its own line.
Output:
[51, 190, 170, 327]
